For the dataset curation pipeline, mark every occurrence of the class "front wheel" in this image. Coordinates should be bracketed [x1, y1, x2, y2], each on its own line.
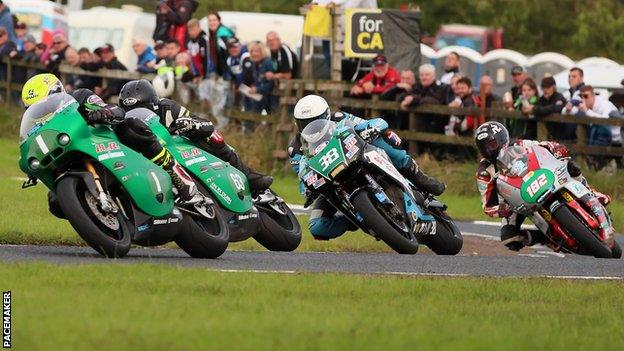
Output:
[254, 202, 302, 252]
[418, 210, 463, 255]
[352, 190, 419, 254]
[56, 176, 132, 258]
[175, 203, 230, 259]
[553, 205, 613, 258]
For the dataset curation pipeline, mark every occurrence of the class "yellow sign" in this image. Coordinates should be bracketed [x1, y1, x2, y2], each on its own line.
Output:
[344, 8, 384, 58]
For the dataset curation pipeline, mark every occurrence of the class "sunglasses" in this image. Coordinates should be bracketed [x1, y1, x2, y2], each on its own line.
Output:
[52, 41, 64, 45]
[581, 94, 592, 99]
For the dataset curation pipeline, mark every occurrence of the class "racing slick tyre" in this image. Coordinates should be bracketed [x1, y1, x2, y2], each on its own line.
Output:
[175, 194, 230, 259]
[56, 176, 132, 258]
[254, 203, 302, 252]
[553, 205, 613, 258]
[418, 210, 463, 255]
[352, 190, 419, 254]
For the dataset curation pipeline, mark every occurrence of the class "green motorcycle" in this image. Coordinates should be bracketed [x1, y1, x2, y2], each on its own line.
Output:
[18, 93, 229, 258]
[125, 108, 302, 251]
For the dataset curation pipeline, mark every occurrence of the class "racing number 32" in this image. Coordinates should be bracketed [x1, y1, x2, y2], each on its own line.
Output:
[320, 148, 340, 171]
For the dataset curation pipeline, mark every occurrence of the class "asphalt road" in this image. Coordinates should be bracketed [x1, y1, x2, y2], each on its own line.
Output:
[1, 220, 622, 279]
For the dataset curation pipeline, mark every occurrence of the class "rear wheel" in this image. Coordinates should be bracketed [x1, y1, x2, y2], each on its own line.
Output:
[418, 210, 463, 255]
[553, 205, 613, 258]
[56, 176, 132, 258]
[254, 200, 302, 252]
[352, 190, 418, 254]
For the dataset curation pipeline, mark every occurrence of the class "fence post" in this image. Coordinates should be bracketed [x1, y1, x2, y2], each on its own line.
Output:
[408, 111, 418, 155]
[331, 7, 343, 82]
[537, 119, 548, 140]
[5, 59, 12, 105]
[575, 123, 588, 165]
[273, 80, 295, 171]
[370, 94, 380, 118]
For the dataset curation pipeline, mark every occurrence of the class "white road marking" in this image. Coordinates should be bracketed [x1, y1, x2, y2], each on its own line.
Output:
[215, 269, 297, 274]
[35, 135, 49, 154]
[462, 232, 498, 240]
[536, 251, 566, 258]
[472, 220, 537, 230]
[518, 253, 548, 258]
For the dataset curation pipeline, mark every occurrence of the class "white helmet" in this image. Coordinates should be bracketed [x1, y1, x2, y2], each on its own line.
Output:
[293, 94, 330, 131]
[152, 71, 175, 98]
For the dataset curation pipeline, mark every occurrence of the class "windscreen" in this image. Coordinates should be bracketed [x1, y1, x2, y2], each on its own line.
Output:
[496, 145, 529, 177]
[19, 93, 77, 142]
[300, 119, 337, 156]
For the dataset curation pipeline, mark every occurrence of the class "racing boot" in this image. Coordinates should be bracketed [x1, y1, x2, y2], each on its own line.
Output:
[401, 159, 446, 196]
[224, 148, 273, 193]
[152, 148, 197, 201]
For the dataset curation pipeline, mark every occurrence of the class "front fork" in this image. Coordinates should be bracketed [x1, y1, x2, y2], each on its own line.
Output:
[84, 159, 118, 214]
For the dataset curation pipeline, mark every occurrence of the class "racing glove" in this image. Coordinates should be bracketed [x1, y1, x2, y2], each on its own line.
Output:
[86, 108, 117, 125]
[170, 117, 214, 137]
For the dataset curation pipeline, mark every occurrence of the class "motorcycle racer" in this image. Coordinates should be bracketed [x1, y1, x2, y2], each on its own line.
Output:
[118, 79, 273, 193]
[288, 94, 446, 240]
[21, 73, 197, 201]
[474, 121, 612, 251]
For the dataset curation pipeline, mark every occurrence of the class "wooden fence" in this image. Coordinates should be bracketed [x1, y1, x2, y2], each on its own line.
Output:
[2, 60, 623, 170]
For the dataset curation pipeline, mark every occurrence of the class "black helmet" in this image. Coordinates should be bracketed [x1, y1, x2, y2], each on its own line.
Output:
[118, 79, 160, 112]
[475, 121, 509, 161]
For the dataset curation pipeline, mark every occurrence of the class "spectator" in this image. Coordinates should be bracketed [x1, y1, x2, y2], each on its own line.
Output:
[174, 52, 198, 83]
[509, 77, 538, 139]
[562, 67, 586, 115]
[46, 32, 70, 76]
[206, 11, 232, 77]
[152, 0, 198, 49]
[474, 75, 500, 108]
[266, 31, 299, 80]
[224, 37, 249, 85]
[77, 47, 91, 64]
[186, 18, 208, 77]
[0, 1, 15, 43]
[13, 21, 26, 53]
[0, 26, 17, 80]
[578, 85, 621, 146]
[165, 39, 181, 63]
[400, 63, 454, 110]
[439, 51, 460, 85]
[505, 65, 528, 109]
[34, 42, 46, 62]
[63, 47, 83, 92]
[350, 54, 399, 96]
[523, 76, 573, 141]
[21, 35, 39, 78]
[207, 11, 235, 39]
[153, 40, 168, 67]
[242, 41, 275, 114]
[380, 69, 416, 102]
[132, 38, 157, 73]
[449, 73, 462, 99]
[446, 77, 479, 136]
[94, 44, 128, 101]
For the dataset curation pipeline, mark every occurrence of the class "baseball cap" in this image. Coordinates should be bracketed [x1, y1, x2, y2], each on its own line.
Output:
[94, 43, 114, 55]
[15, 22, 26, 30]
[511, 65, 526, 75]
[540, 76, 556, 88]
[226, 36, 240, 48]
[154, 40, 165, 50]
[373, 54, 387, 65]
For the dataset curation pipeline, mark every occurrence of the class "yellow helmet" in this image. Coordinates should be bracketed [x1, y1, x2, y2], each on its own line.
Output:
[21, 73, 65, 108]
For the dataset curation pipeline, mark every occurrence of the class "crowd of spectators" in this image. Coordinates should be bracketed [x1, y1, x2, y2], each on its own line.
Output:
[0, 1, 301, 119]
[344, 50, 623, 156]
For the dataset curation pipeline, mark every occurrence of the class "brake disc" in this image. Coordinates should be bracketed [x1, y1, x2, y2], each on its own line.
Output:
[85, 192, 120, 231]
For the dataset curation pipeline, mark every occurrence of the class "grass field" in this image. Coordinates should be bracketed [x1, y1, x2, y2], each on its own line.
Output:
[4, 262, 623, 351]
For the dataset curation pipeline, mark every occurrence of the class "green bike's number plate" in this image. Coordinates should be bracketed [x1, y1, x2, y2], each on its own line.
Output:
[307, 138, 346, 179]
[520, 169, 555, 203]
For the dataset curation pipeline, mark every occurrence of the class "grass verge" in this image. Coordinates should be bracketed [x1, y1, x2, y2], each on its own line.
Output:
[4, 262, 624, 351]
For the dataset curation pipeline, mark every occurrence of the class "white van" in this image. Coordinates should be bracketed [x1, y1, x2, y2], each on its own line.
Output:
[68, 5, 155, 71]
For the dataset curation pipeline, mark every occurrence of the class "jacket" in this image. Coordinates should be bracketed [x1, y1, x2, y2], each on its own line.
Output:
[355, 67, 400, 95]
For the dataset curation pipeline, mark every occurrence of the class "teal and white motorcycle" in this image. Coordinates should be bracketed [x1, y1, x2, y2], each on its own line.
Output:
[298, 119, 463, 254]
